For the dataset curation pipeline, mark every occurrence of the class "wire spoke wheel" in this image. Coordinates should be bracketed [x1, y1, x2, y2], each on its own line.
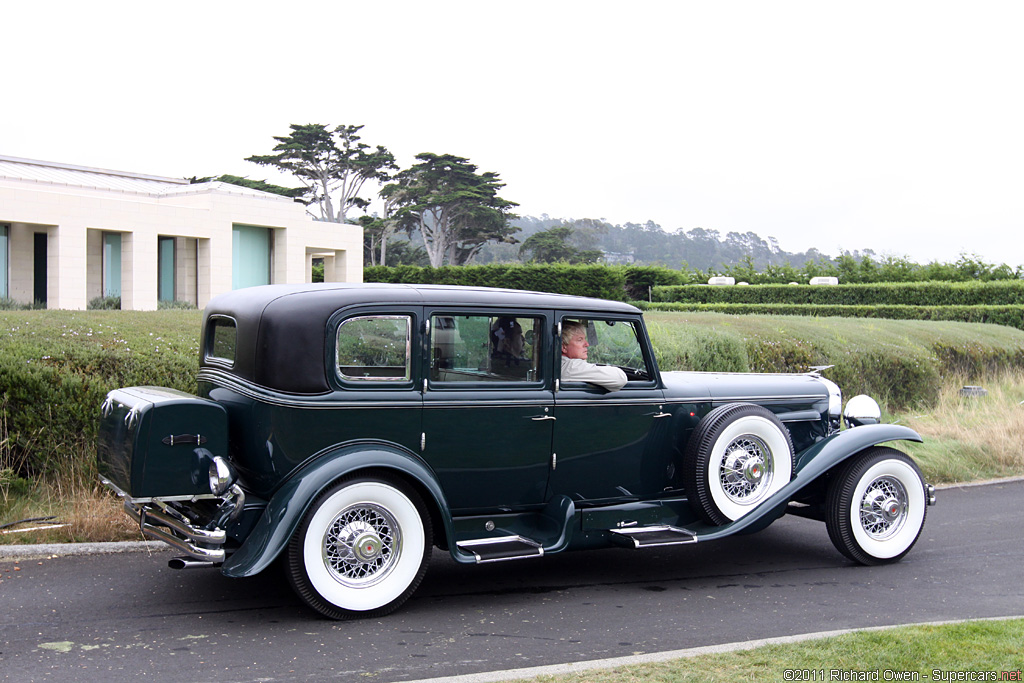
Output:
[826, 447, 926, 565]
[684, 403, 794, 525]
[287, 475, 432, 620]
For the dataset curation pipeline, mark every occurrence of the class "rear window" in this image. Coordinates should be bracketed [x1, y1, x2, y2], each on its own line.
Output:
[336, 315, 412, 381]
[205, 316, 237, 366]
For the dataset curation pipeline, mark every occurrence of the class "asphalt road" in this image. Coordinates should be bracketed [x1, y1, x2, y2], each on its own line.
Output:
[2, 480, 1023, 682]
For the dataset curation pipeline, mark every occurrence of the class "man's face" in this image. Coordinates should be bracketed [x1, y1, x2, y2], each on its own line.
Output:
[562, 330, 589, 360]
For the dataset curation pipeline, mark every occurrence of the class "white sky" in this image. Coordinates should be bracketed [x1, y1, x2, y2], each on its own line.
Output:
[4, 1, 1022, 266]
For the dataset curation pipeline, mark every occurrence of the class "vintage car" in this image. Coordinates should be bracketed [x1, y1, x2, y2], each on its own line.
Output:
[98, 283, 935, 619]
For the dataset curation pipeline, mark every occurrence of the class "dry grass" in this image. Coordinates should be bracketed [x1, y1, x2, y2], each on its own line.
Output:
[897, 370, 1024, 483]
[1, 441, 143, 545]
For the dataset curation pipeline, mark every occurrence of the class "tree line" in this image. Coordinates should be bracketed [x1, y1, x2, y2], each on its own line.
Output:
[203, 123, 1021, 281]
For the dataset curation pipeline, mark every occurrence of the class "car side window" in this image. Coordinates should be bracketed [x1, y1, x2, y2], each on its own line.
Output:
[431, 314, 542, 383]
[336, 315, 412, 381]
[563, 318, 651, 379]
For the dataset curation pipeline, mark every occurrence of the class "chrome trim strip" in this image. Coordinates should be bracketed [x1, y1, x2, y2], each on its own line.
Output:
[200, 369, 552, 410]
[100, 478, 220, 505]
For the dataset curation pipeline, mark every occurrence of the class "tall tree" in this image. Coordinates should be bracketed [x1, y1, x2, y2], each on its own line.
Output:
[383, 153, 518, 267]
[519, 225, 602, 264]
[246, 123, 396, 223]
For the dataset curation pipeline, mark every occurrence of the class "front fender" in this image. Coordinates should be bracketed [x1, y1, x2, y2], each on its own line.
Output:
[221, 443, 451, 578]
[689, 423, 922, 541]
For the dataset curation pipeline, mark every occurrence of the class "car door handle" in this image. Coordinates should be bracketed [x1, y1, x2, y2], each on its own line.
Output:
[530, 415, 557, 421]
[650, 412, 671, 419]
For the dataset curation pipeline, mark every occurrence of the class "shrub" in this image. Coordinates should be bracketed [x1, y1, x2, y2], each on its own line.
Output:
[0, 310, 200, 477]
[652, 280, 1024, 307]
[157, 299, 198, 310]
[640, 302, 1024, 331]
[88, 296, 122, 310]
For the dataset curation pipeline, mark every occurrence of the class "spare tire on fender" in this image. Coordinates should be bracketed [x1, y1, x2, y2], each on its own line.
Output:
[683, 403, 794, 525]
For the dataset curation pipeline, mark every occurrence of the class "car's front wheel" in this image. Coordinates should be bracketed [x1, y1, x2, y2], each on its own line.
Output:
[825, 447, 927, 565]
[286, 474, 432, 619]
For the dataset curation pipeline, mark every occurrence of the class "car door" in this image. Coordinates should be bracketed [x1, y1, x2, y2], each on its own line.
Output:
[548, 314, 674, 503]
[421, 309, 555, 513]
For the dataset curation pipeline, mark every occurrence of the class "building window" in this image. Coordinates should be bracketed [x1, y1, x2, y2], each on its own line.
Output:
[103, 232, 122, 298]
[232, 225, 271, 290]
[0, 224, 8, 299]
[158, 236, 175, 302]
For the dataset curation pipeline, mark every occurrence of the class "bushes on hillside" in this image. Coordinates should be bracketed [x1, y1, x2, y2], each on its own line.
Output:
[641, 302, 1024, 331]
[652, 280, 1024, 306]
[0, 311, 200, 477]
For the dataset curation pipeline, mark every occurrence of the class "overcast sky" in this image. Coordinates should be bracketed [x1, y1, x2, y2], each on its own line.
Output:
[4, 1, 1021, 266]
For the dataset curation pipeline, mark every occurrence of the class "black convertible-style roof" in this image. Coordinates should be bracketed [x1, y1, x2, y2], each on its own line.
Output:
[201, 283, 641, 394]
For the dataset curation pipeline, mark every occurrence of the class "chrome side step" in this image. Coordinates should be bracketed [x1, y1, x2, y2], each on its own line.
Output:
[456, 535, 544, 563]
[607, 525, 697, 548]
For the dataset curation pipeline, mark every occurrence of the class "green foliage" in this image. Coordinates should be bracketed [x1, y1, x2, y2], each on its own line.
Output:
[87, 296, 121, 310]
[246, 123, 396, 223]
[195, 174, 306, 199]
[645, 311, 1024, 408]
[0, 298, 33, 311]
[518, 225, 602, 264]
[382, 153, 519, 267]
[644, 302, 1024, 331]
[653, 280, 1024, 306]
[157, 300, 198, 310]
[364, 264, 630, 300]
[0, 310, 201, 476]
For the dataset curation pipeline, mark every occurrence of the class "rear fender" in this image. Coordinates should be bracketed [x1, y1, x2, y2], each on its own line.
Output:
[221, 443, 451, 578]
[689, 424, 923, 541]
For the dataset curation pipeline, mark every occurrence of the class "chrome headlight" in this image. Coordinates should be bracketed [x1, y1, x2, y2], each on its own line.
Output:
[208, 456, 237, 496]
[843, 394, 881, 428]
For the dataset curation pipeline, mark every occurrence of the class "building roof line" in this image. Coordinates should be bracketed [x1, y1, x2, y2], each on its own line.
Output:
[0, 154, 188, 184]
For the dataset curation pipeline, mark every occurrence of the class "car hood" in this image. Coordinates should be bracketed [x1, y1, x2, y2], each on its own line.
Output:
[661, 370, 830, 404]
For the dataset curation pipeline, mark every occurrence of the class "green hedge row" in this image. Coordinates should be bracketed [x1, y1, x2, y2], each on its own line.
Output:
[652, 280, 1024, 306]
[641, 302, 1024, 331]
[363, 264, 696, 301]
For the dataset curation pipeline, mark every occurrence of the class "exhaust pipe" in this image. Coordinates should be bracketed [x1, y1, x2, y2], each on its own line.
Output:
[168, 556, 218, 570]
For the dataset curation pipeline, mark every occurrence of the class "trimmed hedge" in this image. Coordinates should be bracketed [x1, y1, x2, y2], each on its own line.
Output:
[640, 302, 1024, 331]
[652, 280, 1024, 306]
[364, 264, 694, 301]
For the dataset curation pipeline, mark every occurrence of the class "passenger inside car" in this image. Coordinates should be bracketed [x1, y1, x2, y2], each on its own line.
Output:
[560, 320, 627, 391]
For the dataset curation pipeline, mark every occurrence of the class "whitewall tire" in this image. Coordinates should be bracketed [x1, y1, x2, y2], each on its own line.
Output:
[826, 447, 927, 565]
[684, 403, 794, 525]
[286, 474, 432, 619]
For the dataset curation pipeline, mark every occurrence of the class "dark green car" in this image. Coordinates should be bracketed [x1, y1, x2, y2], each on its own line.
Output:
[98, 283, 935, 619]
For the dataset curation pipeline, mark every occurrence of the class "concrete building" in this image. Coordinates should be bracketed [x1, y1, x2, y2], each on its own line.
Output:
[0, 155, 363, 310]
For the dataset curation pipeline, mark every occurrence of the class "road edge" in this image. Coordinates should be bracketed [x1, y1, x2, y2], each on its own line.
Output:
[400, 615, 1024, 683]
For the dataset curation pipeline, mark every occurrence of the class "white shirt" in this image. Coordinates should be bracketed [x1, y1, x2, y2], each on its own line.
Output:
[560, 357, 628, 392]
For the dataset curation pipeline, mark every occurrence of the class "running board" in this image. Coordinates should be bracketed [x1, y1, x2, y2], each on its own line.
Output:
[456, 535, 544, 563]
[607, 525, 697, 548]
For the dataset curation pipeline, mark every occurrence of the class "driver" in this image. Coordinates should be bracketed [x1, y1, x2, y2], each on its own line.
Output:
[560, 321, 627, 392]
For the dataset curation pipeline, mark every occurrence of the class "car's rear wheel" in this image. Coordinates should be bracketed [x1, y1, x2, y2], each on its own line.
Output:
[286, 474, 432, 619]
[683, 403, 794, 525]
[825, 447, 927, 565]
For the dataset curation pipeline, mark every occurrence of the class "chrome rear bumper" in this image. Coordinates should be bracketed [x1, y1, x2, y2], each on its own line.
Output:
[103, 478, 243, 563]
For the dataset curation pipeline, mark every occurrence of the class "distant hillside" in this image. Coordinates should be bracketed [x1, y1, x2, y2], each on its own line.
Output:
[474, 216, 848, 271]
